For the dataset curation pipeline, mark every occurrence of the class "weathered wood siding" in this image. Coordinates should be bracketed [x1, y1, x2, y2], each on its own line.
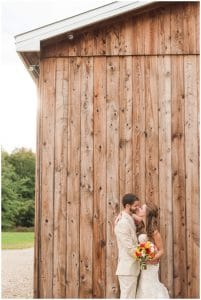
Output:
[34, 2, 200, 299]
[41, 2, 199, 58]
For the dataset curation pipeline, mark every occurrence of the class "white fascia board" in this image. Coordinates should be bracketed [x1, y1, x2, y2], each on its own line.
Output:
[16, 40, 40, 52]
[15, 1, 153, 52]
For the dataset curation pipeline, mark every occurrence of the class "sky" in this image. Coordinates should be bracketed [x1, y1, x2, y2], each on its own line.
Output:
[0, 0, 114, 153]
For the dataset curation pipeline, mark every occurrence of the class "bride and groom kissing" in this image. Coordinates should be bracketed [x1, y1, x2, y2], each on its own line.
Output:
[114, 193, 169, 298]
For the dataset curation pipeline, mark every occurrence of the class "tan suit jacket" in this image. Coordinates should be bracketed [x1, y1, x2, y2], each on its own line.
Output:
[115, 211, 140, 276]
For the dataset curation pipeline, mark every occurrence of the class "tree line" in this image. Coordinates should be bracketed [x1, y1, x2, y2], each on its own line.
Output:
[2, 148, 35, 231]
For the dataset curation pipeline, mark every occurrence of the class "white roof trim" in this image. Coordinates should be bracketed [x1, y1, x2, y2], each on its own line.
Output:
[15, 1, 154, 52]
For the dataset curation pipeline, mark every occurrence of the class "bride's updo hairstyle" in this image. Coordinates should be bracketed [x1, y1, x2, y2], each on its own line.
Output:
[136, 201, 159, 240]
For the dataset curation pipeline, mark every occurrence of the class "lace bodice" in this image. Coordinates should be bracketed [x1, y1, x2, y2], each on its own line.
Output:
[136, 235, 169, 298]
[138, 233, 148, 243]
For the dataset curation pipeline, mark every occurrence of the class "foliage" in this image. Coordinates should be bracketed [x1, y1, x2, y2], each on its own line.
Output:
[1, 147, 35, 231]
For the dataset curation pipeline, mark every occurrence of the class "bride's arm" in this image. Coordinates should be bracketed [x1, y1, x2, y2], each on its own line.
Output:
[148, 230, 164, 263]
[114, 211, 123, 225]
[132, 213, 143, 223]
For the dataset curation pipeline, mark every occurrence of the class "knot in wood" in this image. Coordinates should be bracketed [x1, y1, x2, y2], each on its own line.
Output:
[100, 240, 106, 248]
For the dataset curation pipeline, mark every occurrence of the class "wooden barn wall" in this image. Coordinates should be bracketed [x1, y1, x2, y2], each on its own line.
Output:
[34, 2, 200, 299]
[41, 2, 199, 58]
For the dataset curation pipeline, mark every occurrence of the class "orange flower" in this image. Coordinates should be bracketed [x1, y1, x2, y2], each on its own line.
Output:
[133, 240, 157, 270]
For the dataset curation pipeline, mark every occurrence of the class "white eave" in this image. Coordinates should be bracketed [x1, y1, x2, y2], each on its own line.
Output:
[15, 1, 154, 52]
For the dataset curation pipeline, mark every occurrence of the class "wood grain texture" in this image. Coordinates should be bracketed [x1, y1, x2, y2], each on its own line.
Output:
[132, 56, 146, 203]
[68, 34, 81, 56]
[41, 2, 199, 58]
[36, 3, 199, 296]
[119, 56, 133, 206]
[196, 3, 200, 54]
[53, 58, 68, 298]
[93, 28, 106, 56]
[144, 10, 158, 55]
[79, 57, 94, 298]
[106, 23, 120, 56]
[158, 55, 173, 297]
[36, 54, 200, 299]
[183, 2, 197, 54]
[184, 55, 199, 298]
[145, 56, 159, 205]
[197, 56, 200, 208]
[157, 6, 171, 54]
[40, 58, 56, 298]
[119, 18, 134, 55]
[34, 63, 42, 298]
[80, 32, 94, 56]
[132, 14, 145, 55]
[106, 56, 120, 298]
[171, 55, 187, 298]
[56, 40, 69, 57]
[66, 57, 81, 297]
[170, 2, 184, 54]
[93, 56, 107, 298]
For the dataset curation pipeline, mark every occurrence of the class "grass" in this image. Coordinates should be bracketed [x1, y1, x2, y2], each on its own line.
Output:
[2, 232, 34, 249]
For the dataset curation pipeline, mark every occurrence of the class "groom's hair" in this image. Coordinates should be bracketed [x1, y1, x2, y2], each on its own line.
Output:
[122, 193, 139, 207]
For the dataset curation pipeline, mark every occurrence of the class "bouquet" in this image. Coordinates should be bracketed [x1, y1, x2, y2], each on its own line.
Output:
[133, 241, 157, 270]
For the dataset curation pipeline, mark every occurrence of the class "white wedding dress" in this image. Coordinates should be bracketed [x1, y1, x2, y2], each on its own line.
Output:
[136, 233, 170, 299]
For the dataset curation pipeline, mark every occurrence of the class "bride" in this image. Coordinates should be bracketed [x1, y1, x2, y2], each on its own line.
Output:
[133, 202, 170, 298]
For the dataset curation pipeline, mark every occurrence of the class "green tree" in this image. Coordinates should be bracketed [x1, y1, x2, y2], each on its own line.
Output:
[2, 151, 18, 229]
[1, 148, 35, 230]
[8, 148, 35, 199]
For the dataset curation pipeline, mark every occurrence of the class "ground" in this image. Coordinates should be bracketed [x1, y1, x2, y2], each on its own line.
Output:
[2, 247, 34, 298]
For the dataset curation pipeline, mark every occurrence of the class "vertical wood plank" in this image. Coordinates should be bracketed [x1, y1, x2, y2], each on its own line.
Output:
[106, 56, 120, 298]
[145, 56, 159, 205]
[132, 56, 146, 202]
[119, 56, 133, 206]
[53, 58, 68, 298]
[184, 55, 199, 298]
[171, 55, 187, 298]
[197, 58, 200, 299]
[93, 28, 106, 55]
[40, 58, 56, 298]
[80, 32, 94, 56]
[158, 6, 171, 54]
[41, 43, 57, 58]
[106, 23, 120, 55]
[56, 39, 69, 57]
[144, 10, 158, 55]
[79, 57, 93, 298]
[119, 18, 134, 55]
[34, 63, 43, 298]
[183, 2, 197, 54]
[66, 57, 81, 297]
[196, 2, 200, 54]
[132, 15, 145, 55]
[170, 3, 184, 54]
[158, 55, 173, 296]
[197, 55, 200, 199]
[68, 34, 81, 56]
[93, 56, 107, 298]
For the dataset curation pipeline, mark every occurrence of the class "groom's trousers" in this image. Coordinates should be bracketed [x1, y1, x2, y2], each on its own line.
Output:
[118, 275, 138, 298]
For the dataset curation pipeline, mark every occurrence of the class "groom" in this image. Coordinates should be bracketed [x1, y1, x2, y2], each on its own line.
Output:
[114, 193, 141, 298]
